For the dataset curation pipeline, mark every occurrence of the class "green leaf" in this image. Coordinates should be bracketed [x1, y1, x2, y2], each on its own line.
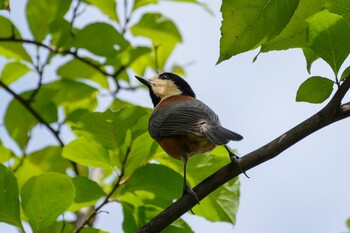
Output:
[47, 79, 98, 113]
[68, 23, 129, 57]
[49, 18, 72, 48]
[0, 139, 12, 163]
[296, 76, 334, 103]
[80, 228, 108, 233]
[347, 217, 350, 229]
[307, 10, 350, 75]
[133, 0, 158, 10]
[341, 66, 350, 81]
[62, 138, 112, 169]
[193, 179, 239, 223]
[0, 61, 30, 85]
[26, 0, 72, 41]
[57, 58, 108, 88]
[84, 0, 118, 22]
[21, 172, 75, 233]
[218, 0, 299, 63]
[42, 221, 75, 233]
[163, 218, 194, 233]
[120, 164, 183, 231]
[4, 88, 58, 149]
[72, 176, 105, 203]
[261, 0, 325, 52]
[0, 164, 23, 230]
[325, 0, 350, 17]
[0, 16, 31, 61]
[131, 13, 182, 43]
[124, 132, 158, 177]
[14, 146, 70, 187]
[131, 13, 181, 69]
[0, 0, 9, 10]
[303, 47, 319, 74]
[69, 176, 105, 211]
[73, 107, 150, 152]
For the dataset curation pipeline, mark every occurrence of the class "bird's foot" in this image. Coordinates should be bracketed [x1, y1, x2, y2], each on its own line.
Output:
[182, 183, 200, 214]
[182, 184, 200, 204]
[229, 153, 250, 179]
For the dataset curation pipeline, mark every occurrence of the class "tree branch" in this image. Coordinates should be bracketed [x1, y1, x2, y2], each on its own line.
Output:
[0, 80, 79, 174]
[138, 75, 350, 233]
[0, 37, 121, 77]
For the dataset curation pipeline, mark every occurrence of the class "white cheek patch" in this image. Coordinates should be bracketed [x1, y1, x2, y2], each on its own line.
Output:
[151, 78, 182, 100]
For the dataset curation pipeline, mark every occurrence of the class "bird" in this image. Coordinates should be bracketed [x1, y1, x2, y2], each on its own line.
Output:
[135, 72, 247, 202]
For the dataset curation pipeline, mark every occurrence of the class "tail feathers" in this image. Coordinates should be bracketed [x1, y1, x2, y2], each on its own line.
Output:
[205, 126, 243, 145]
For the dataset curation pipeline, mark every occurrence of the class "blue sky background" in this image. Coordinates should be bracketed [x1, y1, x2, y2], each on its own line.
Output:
[1, 1, 350, 233]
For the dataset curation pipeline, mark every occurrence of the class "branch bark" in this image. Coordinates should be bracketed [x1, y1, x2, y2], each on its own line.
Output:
[138, 76, 350, 233]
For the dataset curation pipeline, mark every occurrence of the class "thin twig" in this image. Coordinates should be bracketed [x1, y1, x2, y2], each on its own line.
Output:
[74, 147, 131, 233]
[28, 47, 46, 102]
[70, 0, 82, 36]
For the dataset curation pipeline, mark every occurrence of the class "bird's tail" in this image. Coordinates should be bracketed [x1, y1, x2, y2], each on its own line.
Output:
[205, 126, 243, 145]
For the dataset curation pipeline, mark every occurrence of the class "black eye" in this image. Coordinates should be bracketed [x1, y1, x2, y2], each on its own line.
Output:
[159, 74, 168, 80]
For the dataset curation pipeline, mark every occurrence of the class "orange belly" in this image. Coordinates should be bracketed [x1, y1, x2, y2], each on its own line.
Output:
[158, 135, 216, 160]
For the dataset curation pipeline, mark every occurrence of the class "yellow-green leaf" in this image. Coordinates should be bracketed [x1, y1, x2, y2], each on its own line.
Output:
[21, 173, 75, 233]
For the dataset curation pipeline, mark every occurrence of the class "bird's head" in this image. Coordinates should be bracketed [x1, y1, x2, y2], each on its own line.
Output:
[135, 72, 196, 107]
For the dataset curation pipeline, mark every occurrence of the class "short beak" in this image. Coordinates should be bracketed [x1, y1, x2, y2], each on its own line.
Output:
[135, 75, 151, 89]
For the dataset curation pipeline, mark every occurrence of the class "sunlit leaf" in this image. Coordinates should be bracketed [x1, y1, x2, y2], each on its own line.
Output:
[0, 139, 12, 163]
[296, 76, 334, 103]
[26, 0, 72, 41]
[0, 16, 31, 61]
[133, 0, 157, 10]
[261, 0, 325, 52]
[0, 164, 23, 230]
[84, 0, 118, 22]
[62, 138, 112, 169]
[307, 10, 350, 75]
[123, 132, 158, 177]
[0, 61, 30, 85]
[14, 146, 70, 188]
[218, 0, 299, 63]
[68, 22, 129, 57]
[57, 58, 108, 88]
[21, 173, 75, 233]
[131, 13, 182, 43]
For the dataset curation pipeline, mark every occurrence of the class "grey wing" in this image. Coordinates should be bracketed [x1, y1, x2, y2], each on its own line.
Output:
[149, 99, 243, 145]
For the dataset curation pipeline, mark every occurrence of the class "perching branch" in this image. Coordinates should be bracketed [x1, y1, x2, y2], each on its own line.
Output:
[138, 75, 350, 233]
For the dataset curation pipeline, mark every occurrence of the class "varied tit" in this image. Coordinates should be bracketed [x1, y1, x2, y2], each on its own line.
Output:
[135, 72, 247, 202]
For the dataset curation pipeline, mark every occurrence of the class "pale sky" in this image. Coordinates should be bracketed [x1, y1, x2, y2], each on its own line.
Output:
[1, 1, 350, 233]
